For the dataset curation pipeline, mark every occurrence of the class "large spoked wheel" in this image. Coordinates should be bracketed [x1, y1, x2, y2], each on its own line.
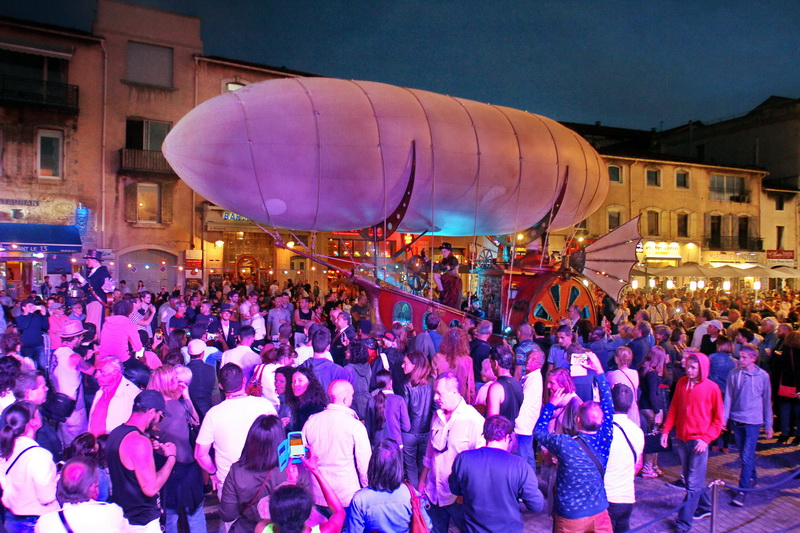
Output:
[405, 255, 430, 292]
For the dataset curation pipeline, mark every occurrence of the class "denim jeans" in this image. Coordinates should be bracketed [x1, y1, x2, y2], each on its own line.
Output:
[675, 439, 711, 532]
[20, 345, 45, 373]
[778, 398, 800, 436]
[427, 502, 465, 533]
[4, 513, 38, 533]
[516, 433, 536, 471]
[731, 421, 760, 489]
[166, 503, 208, 533]
[402, 432, 429, 487]
[607, 502, 633, 532]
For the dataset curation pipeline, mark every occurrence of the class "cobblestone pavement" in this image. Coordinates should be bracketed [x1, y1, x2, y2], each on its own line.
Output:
[203, 434, 799, 533]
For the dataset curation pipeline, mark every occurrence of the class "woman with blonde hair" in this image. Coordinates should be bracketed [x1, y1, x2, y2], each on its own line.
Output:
[431, 327, 475, 403]
[147, 365, 206, 533]
[540, 368, 581, 515]
[638, 345, 670, 478]
[607, 346, 640, 426]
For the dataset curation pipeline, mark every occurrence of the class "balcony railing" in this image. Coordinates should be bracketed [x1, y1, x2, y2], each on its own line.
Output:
[119, 148, 175, 174]
[709, 188, 751, 203]
[0, 74, 78, 113]
[703, 236, 763, 251]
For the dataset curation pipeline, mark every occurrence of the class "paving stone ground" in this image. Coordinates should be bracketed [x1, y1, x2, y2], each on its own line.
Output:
[202, 434, 800, 533]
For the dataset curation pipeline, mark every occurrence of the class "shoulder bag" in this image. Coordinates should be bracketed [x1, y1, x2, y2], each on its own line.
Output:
[574, 435, 605, 477]
[5, 445, 39, 475]
[613, 421, 638, 464]
[178, 397, 200, 449]
[778, 350, 798, 398]
[247, 364, 267, 397]
[403, 481, 429, 533]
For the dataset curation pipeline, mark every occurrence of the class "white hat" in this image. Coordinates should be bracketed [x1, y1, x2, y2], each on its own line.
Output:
[188, 339, 207, 356]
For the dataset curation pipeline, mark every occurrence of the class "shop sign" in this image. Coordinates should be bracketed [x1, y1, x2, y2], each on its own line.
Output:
[0, 197, 77, 225]
[205, 207, 258, 232]
[766, 250, 794, 267]
[185, 249, 203, 269]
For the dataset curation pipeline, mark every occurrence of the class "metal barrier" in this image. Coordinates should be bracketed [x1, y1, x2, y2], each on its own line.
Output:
[627, 466, 800, 533]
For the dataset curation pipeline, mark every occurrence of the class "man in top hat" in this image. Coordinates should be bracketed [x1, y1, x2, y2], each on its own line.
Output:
[51, 319, 94, 446]
[434, 242, 462, 308]
[73, 249, 113, 331]
[208, 303, 241, 351]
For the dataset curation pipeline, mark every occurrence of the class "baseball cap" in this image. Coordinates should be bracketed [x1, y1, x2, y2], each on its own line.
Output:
[188, 339, 207, 357]
[134, 390, 170, 416]
[707, 320, 724, 331]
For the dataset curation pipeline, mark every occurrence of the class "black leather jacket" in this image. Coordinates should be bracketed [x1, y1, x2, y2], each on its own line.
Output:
[404, 380, 434, 435]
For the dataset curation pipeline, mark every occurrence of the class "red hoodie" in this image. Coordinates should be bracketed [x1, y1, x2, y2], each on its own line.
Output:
[662, 352, 724, 444]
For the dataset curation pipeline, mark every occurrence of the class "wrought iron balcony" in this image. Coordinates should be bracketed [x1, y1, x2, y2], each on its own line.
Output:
[703, 236, 763, 251]
[0, 74, 78, 113]
[119, 148, 175, 174]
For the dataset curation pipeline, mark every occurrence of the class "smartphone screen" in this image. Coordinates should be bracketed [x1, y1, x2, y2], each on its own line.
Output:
[288, 432, 305, 457]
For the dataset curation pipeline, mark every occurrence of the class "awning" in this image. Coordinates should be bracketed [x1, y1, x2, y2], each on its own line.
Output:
[0, 223, 82, 254]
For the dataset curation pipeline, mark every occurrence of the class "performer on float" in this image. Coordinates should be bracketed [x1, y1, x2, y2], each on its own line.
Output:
[434, 243, 462, 308]
[73, 249, 113, 331]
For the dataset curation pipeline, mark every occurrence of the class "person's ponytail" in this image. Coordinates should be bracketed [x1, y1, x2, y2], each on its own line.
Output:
[0, 401, 35, 459]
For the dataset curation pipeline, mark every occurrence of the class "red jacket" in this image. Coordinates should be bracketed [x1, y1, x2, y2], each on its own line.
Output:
[662, 352, 724, 444]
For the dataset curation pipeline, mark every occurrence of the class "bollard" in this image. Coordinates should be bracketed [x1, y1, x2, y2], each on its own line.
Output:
[709, 479, 724, 533]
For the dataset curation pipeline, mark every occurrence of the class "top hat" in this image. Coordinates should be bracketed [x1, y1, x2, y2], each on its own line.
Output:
[83, 249, 104, 261]
[438, 242, 453, 251]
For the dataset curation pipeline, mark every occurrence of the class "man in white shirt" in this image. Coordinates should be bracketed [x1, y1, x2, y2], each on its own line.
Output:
[221, 326, 262, 382]
[36, 457, 130, 533]
[419, 372, 485, 533]
[605, 383, 645, 532]
[194, 364, 277, 499]
[303, 380, 371, 510]
[240, 292, 258, 326]
[515, 344, 544, 471]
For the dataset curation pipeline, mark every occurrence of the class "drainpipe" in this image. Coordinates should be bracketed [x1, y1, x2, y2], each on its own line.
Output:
[100, 40, 108, 249]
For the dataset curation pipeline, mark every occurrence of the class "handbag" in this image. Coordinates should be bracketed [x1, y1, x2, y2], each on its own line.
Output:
[778, 352, 798, 398]
[643, 431, 671, 454]
[178, 398, 200, 449]
[247, 364, 266, 397]
[403, 481, 429, 533]
[42, 391, 77, 423]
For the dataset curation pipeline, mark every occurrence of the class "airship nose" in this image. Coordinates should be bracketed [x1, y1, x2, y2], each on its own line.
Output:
[163, 90, 267, 219]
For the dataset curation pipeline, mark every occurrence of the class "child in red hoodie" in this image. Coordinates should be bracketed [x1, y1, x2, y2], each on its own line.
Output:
[660, 351, 724, 533]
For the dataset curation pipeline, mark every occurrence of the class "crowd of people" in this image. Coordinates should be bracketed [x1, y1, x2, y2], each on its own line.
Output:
[0, 250, 797, 533]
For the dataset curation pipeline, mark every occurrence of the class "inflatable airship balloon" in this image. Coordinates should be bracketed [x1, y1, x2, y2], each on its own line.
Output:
[163, 77, 609, 236]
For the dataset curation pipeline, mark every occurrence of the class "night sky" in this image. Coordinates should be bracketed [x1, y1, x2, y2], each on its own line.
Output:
[4, 0, 800, 130]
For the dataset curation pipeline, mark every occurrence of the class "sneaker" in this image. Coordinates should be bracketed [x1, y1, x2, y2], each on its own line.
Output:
[731, 492, 746, 507]
[641, 468, 659, 479]
[653, 466, 664, 476]
[667, 478, 687, 490]
[693, 509, 712, 520]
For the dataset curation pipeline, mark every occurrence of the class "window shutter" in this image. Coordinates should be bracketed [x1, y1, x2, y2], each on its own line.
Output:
[722, 215, 733, 240]
[124, 180, 137, 223]
[749, 216, 759, 238]
[161, 181, 175, 225]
